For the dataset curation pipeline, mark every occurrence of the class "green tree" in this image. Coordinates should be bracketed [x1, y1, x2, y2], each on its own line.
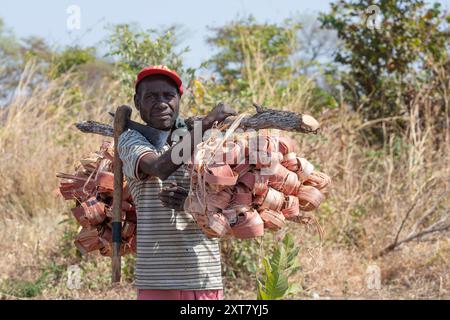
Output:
[319, 0, 449, 124]
[0, 19, 53, 101]
[206, 16, 302, 105]
[204, 16, 338, 113]
[106, 24, 195, 99]
[50, 46, 97, 79]
[0, 18, 105, 105]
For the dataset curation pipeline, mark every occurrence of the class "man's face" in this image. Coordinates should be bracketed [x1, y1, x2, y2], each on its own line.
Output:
[134, 75, 180, 130]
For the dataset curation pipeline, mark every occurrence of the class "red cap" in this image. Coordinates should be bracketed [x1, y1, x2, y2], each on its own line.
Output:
[135, 65, 183, 95]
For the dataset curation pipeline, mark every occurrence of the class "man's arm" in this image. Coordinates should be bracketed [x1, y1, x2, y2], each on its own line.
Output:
[138, 103, 237, 181]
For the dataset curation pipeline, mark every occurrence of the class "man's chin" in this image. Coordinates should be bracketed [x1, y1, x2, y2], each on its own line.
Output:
[149, 118, 174, 130]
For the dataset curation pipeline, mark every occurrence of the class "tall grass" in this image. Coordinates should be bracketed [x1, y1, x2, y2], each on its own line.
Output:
[214, 34, 449, 298]
[0, 60, 127, 298]
[0, 54, 448, 299]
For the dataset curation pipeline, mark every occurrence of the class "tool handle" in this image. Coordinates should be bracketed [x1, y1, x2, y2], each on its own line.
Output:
[112, 105, 132, 283]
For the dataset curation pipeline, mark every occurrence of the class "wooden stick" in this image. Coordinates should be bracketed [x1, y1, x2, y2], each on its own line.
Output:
[112, 105, 132, 283]
[75, 103, 320, 137]
[373, 216, 449, 259]
[76, 120, 113, 137]
[185, 104, 320, 133]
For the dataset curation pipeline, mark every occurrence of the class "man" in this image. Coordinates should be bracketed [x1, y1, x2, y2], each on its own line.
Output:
[117, 65, 237, 300]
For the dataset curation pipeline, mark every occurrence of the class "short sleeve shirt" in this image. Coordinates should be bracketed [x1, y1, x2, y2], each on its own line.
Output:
[118, 129, 223, 290]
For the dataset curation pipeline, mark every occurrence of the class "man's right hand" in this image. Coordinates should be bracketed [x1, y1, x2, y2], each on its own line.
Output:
[203, 102, 237, 127]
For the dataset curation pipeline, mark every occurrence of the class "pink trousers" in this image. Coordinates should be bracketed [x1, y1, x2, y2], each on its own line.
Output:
[137, 289, 224, 300]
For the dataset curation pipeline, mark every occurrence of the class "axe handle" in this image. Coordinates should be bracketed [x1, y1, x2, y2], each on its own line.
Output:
[112, 105, 132, 283]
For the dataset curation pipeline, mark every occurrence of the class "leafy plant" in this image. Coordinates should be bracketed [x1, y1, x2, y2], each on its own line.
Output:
[206, 16, 302, 107]
[221, 236, 274, 278]
[256, 234, 302, 300]
[0, 261, 66, 298]
[106, 24, 195, 100]
[1, 278, 45, 298]
[49, 46, 96, 79]
[319, 0, 449, 125]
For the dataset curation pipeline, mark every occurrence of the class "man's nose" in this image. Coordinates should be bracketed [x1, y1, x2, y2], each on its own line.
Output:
[155, 101, 170, 109]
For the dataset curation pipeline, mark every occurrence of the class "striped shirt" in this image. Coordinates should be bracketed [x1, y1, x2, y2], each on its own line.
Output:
[118, 129, 223, 290]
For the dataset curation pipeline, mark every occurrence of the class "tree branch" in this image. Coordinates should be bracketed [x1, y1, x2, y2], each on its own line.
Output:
[75, 103, 320, 138]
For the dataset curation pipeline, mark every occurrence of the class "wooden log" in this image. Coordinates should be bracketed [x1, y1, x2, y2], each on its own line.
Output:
[75, 120, 114, 137]
[185, 104, 320, 133]
[75, 103, 320, 137]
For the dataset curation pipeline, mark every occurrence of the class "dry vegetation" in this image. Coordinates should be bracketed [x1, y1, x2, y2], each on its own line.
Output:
[0, 56, 448, 300]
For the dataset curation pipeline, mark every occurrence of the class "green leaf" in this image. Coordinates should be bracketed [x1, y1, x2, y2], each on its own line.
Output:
[256, 233, 302, 300]
[257, 279, 270, 300]
[265, 271, 289, 299]
[288, 266, 301, 278]
[286, 283, 303, 297]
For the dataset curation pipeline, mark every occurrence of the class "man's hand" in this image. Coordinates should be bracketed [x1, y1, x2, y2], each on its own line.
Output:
[158, 182, 189, 210]
[137, 102, 237, 181]
[203, 102, 237, 127]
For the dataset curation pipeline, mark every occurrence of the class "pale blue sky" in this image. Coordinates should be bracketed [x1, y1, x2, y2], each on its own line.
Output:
[0, 0, 334, 67]
[1, 0, 449, 68]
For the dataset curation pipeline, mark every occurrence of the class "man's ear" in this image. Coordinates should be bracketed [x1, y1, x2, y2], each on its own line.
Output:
[133, 93, 140, 111]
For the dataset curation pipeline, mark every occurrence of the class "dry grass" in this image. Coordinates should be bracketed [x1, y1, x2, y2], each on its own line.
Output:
[0, 60, 448, 300]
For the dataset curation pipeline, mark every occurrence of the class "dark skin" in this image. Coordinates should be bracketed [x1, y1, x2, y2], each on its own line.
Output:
[159, 182, 189, 210]
[134, 74, 180, 130]
[134, 74, 237, 210]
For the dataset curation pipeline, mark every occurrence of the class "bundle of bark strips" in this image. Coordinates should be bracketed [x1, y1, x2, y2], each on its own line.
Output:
[56, 141, 136, 256]
[185, 123, 331, 239]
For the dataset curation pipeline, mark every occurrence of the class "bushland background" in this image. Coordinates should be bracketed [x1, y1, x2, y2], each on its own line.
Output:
[0, 0, 448, 299]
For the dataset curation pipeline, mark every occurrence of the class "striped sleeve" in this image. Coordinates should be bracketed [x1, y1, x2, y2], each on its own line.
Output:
[117, 129, 157, 181]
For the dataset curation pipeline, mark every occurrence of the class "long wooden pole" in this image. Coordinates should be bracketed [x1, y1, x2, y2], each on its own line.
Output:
[112, 105, 132, 283]
[75, 104, 320, 138]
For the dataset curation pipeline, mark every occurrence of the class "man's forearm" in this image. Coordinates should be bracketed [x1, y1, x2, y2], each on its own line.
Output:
[138, 117, 214, 180]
